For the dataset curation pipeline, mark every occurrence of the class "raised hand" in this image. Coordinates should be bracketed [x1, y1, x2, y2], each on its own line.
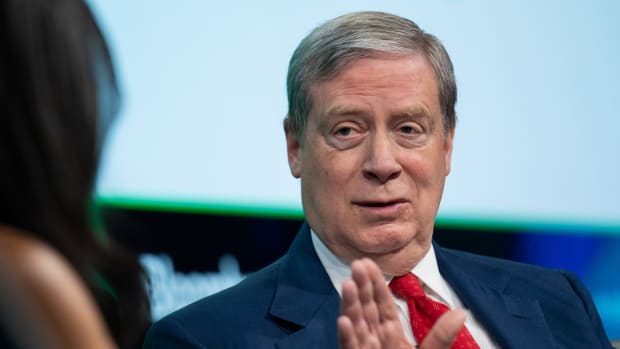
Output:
[338, 258, 466, 349]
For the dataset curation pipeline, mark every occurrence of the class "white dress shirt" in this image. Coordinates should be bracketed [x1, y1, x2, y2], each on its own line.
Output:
[310, 230, 498, 348]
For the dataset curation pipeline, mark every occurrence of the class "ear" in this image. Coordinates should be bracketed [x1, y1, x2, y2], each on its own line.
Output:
[444, 127, 455, 176]
[284, 118, 301, 178]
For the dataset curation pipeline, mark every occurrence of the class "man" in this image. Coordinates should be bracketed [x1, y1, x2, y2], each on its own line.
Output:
[143, 11, 612, 349]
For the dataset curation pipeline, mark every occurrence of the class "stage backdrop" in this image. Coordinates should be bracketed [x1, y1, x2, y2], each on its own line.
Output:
[88, 0, 620, 338]
[90, 0, 620, 231]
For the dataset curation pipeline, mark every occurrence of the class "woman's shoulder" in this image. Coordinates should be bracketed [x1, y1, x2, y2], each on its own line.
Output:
[0, 224, 67, 277]
[0, 225, 88, 299]
[0, 224, 117, 349]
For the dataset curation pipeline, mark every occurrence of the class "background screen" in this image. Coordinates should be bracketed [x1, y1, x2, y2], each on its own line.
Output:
[88, 0, 620, 339]
[90, 0, 620, 230]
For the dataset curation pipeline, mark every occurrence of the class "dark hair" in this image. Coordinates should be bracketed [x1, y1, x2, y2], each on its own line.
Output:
[285, 11, 457, 142]
[0, 0, 150, 348]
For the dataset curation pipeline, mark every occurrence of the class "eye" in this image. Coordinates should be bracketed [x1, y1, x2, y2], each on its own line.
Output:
[327, 122, 365, 150]
[400, 125, 416, 134]
[335, 126, 354, 136]
[332, 122, 362, 138]
[395, 121, 427, 147]
[398, 123, 423, 135]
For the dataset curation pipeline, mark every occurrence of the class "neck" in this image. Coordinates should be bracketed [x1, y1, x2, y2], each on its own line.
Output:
[367, 244, 431, 276]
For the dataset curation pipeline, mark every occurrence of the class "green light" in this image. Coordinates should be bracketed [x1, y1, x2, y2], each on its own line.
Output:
[96, 195, 620, 235]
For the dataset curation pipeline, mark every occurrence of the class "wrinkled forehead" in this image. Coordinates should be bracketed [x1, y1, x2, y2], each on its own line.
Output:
[308, 53, 439, 107]
[311, 52, 437, 94]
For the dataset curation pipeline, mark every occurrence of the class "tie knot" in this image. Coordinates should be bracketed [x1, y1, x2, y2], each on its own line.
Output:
[389, 273, 426, 300]
[388, 274, 481, 348]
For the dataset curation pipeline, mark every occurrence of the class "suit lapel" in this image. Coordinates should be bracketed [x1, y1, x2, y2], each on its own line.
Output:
[265, 228, 561, 349]
[274, 295, 340, 349]
[435, 243, 556, 349]
[270, 222, 340, 349]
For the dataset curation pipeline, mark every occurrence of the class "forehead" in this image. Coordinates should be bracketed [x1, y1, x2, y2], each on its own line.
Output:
[308, 54, 440, 117]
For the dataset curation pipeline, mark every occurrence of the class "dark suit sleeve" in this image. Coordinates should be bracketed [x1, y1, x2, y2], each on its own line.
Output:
[562, 270, 614, 349]
[142, 316, 207, 349]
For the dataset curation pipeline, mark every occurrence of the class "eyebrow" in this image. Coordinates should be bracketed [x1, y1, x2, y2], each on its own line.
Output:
[400, 105, 431, 118]
[398, 106, 435, 131]
[322, 104, 437, 131]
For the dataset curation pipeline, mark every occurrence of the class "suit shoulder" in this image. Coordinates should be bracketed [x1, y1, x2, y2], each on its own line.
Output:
[441, 246, 562, 275]
[437, 246, 584, 292]
[144, 258, 295, 348]
[437, 248, 611, 348]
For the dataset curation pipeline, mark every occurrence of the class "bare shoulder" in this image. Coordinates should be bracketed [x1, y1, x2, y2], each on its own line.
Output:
[0, 225, 89, 302]
[0, 225, 117, 349]
[0, 225, 71, 283]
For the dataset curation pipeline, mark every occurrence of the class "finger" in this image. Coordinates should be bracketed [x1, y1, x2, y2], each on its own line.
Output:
[357, 259, 411, 349]
[338, 315, 359, 349]
[341, 280, 363, 324]
[419, 309, 466, 349]
[360, 258, 401, 324]
[351, 259, 381, 328]
[341, 280, 373, 346]
[338, 313, 381, 349]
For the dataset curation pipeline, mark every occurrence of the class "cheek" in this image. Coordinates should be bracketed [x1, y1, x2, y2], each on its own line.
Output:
[423, 146, 451, 177]
[301, 151, 336, 204]
[401, 153, 449, 200]
[403, 155, 435, 185]
[307, 149, 358, 186]
[301, 151, 362, 224]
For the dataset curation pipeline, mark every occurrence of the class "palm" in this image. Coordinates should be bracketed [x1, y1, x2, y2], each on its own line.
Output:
[338, 258, 465, 349]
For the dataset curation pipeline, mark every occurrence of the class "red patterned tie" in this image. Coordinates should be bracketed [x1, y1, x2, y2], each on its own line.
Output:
[389, 273, 479, 349]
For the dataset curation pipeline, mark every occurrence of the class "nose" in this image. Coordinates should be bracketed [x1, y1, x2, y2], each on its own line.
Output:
[362, 132, 402, 183]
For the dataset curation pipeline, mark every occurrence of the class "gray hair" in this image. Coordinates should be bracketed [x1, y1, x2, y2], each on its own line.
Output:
[285, 11, 456, 142]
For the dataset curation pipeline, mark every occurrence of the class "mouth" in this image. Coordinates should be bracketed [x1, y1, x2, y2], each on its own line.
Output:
[354, 199, 408, 207]
[352, 199, 408, 218]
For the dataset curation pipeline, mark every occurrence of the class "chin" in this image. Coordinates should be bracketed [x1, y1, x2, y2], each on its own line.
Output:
[357, 225, 415, 254]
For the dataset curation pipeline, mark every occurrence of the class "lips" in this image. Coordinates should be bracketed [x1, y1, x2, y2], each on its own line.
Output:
[352, 199, 408, 218]
[353, 199, 408, 207]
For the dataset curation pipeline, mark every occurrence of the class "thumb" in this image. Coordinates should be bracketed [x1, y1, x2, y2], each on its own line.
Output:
[419, 309, 467, 349]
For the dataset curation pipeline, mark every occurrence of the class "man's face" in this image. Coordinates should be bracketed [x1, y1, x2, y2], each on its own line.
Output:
[286, 55, 454, 274]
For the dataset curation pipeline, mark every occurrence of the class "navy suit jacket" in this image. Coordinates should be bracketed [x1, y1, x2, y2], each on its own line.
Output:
[143, 222, 612, 349]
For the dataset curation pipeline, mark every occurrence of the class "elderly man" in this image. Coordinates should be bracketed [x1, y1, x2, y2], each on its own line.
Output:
[143, 11, 611, 349]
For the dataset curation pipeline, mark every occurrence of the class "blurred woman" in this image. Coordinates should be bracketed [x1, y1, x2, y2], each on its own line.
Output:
[0, 0, 150, 348]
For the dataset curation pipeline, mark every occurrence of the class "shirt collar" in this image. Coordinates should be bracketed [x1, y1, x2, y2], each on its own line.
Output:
[410, 244, 454, 307]
[311, 229, 351, 297]
[310, 228, 455, 307]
